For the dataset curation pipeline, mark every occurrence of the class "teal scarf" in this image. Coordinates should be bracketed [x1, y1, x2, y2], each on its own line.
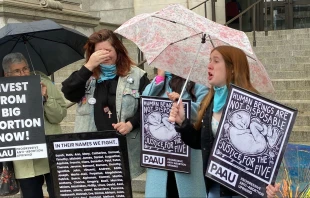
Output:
[97, 64, 116, 83]
[213, 85, 228, 112]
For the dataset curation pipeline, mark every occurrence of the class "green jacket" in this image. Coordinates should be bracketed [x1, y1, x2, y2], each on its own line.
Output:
[13, 71, 67, 179]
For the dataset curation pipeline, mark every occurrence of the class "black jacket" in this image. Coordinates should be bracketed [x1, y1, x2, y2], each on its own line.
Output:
[175, 101, 237, 196]
[61, 66, 150, 130]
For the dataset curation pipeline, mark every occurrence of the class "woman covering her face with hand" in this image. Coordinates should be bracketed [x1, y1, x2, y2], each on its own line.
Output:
[169, 46, 280, 198]
[62, 29, 150, 179]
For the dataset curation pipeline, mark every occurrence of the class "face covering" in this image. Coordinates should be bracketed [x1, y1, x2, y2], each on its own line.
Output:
[213, 85, 228, 113]
[97, 64, 116, 83]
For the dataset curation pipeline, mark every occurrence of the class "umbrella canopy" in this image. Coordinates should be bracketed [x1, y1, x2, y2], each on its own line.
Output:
[0, 19, 87, 76]
[115, 4, 274, 93]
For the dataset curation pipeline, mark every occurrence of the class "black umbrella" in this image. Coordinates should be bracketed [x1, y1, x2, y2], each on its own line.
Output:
[0, 19, 87, 76]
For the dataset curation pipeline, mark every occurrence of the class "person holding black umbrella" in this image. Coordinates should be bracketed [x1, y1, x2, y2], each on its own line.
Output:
[61, 29, 150, 179]
[2, 52, 67, 198]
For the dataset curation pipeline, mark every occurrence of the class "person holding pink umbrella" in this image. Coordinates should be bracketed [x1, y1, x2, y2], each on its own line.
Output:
[169, 46, 280, 198]
[142, 69, 208, 197]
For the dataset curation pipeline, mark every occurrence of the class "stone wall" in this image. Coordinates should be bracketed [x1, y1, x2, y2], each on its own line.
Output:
[81, 0, 135, 25]
[133, 0, 226, 24]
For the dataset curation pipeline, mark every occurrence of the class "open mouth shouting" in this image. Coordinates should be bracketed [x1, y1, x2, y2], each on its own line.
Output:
[208, 72, 213, 81]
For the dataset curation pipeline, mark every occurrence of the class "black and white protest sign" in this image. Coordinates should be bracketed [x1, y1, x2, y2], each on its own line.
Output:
[46, 131, 132, 198]
[0, 75, 46, 161]
[205, 85, 297, 198]
[141, 96, 191, 173]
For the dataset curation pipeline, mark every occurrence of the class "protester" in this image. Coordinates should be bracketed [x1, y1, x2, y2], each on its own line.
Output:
[61, 29, 149, 179]
[142, 69, 208, 197]
[169, 46, 280, 198]
[2, 52, 67, 198]
[226, 0, 242, 23]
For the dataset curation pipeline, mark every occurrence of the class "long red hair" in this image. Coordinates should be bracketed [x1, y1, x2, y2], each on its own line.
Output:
[83, 29, 135, 78]
[194, 45, 259, 129]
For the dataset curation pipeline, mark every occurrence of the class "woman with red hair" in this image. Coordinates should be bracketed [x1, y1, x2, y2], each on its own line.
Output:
[62, 29, 149, 179]
[169, 46, 280, 198]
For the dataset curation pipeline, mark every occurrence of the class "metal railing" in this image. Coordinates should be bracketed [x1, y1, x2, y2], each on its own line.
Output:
[190, 0, 209, 19]
[224, 0, 265, 47]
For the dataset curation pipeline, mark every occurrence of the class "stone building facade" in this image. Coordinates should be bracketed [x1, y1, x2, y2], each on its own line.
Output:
[0, 0, 226, 133]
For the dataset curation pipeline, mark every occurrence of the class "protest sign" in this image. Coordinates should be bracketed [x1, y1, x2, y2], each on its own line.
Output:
[205, 85, 297, 198]
[141, 96, 191, 173]
[0, 75, 46, 161]
[46, 131, 132, 198]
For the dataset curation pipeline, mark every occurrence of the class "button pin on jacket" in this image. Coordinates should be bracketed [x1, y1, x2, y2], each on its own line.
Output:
[127, 77, 134, 84]
[88, 97, 96, 104]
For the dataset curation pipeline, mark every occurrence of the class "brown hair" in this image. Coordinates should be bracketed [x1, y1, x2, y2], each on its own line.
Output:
[158, 75, 197, 101]
[83, 29, 135, 78]
[194, 45, 259, 129]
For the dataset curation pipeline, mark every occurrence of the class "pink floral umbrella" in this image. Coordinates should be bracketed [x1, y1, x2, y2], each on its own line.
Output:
[115, 4, 274, 93]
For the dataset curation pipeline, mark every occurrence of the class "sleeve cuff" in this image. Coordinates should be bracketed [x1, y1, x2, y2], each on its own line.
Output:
[126, 117, 139, 130]
[155, 75, 165, 84]
[175, 118, 191, 133]
[78, 66, 94, 82]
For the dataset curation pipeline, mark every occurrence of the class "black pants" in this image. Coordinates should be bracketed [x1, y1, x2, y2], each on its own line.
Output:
[18, 173, 54, 198]
[167, 171, 179, 198]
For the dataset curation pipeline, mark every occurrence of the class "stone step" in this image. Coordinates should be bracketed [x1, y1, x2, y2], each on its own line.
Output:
[262, 63, 310, 72]
[295, 112, 310, 126]
[255, 51, 292, 58]
[278, 100, 310, 110]
[256, 50, 310, 58]
[271, 79, 310, 90]
[254, 44, 310, 53]
[260, 56, 310, 65]
[132, 172, 146, 193]
[267, 71, 310, 79]
[264, 90, 310, 100]
[245, 34, 287, 41]
[255, 39, 310, 47]
[246, 28, 310, 37]
[289, 126, 310, 143]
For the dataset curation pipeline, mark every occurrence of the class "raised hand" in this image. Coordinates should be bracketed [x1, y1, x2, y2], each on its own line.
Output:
[40, 82, 47, 98]
[84, 50, 110, 71]
[266, 183, 280, 198]
[167, 92, 180, 102]
[169, 99, 185, 125]
[157, 68, 165, 77]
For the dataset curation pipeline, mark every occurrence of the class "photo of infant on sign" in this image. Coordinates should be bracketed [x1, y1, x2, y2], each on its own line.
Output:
[144, 112, 177, 142]
[226, 109, 281, 156]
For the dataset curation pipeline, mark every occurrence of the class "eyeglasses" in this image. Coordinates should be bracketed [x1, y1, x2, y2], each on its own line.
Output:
[8, 66, 30, 76]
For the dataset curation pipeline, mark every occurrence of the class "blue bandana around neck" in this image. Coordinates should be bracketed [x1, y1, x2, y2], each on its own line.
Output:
[213, 85, 228, 112]
[165, 71, 173, 81]
[97, 64, 116, 83]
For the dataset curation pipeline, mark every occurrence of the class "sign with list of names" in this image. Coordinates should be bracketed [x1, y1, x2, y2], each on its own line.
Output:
[206, 85, 297, 198]
[141, 96, 191, 173]
[46, 131, 132, 198]
[0, 75, 46, 162]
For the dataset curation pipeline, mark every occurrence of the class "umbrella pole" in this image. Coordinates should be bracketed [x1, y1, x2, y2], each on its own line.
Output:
[169, 34, 206, 123]
[177, 34, 206, 105]
[23, 40, 36, 75]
